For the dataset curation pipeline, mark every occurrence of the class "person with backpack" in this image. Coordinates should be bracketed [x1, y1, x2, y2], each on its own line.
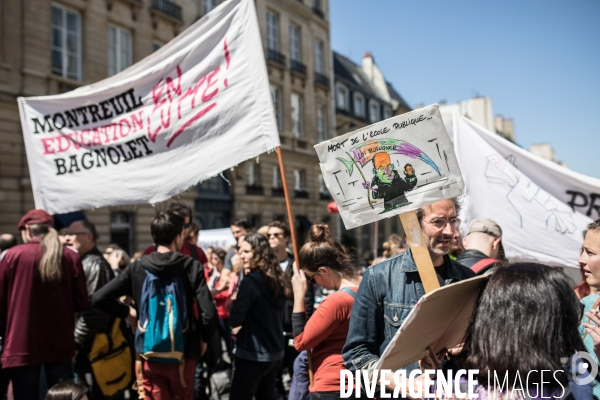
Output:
[143, 202, 209, 269]
[0, 209, 89, 399]
[229, 233, 292, 400]
[92, 211, 217, 400]
[65, 219, 118, 398]
[455, 218, 503, 274]
[290, 224, 362, 400]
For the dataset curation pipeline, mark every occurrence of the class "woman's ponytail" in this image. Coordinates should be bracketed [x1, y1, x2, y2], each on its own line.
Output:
[31, 224, 63, 284]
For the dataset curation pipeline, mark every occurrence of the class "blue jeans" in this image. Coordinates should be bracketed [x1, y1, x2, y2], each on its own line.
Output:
[289, 351, 309, 400]
[4, 359, 73, 399]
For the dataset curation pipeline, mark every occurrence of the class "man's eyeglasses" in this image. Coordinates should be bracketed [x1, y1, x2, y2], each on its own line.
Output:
[423, 218, 461, 231]
[183, 223, 190, 229]
[268, 233, 282, 238]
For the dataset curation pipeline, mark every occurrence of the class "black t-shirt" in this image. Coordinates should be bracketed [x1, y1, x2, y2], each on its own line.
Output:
[435, 258, 449, 284]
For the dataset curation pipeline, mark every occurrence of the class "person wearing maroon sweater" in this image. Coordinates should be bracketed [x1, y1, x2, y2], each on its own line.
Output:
[290, 224, 363, 400]
[0, 209, 89, 399]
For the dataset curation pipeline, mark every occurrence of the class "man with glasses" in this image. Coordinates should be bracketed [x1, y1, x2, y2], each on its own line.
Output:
[342, 198, 475, 387]
[456, 218, 503, 274]
[65, 219, 115, 398]
[267, 221, 315, 398]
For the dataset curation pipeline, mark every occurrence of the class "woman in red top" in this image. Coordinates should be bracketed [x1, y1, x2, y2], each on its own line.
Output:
[210, 248, 237, 360]
[291, 224, 362, 400]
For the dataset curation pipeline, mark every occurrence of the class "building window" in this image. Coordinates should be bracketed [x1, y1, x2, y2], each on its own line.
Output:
[270, 85, 283, 133]
[315, 39, 325, 74]
[294, 169, 306, 191]
[108, 26, 132, 77]
[246, 162, 260, 186]
[319, 173, 328, 194]
[51, 5, 81, 80]
[336, 84, 349, 111]
[203, 0, 217, 15]
[353, 93, 365, 118]
[272, 166, 282, 188]
[383, 106, 393, 120]
[291, 93, 304, 138]
[153, 41, 163, 52]
[289, 24, 301, 62]
[266, 11, 279, 51]
[110, 212, 134, 255]
[369, 100, 380, 123]
[248, 215, 261, 230]
[199, 175, 229, 194]
[317, 105, 327, 142]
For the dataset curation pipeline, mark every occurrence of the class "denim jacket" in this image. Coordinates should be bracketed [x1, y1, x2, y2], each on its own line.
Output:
[342, 248, 474, 376]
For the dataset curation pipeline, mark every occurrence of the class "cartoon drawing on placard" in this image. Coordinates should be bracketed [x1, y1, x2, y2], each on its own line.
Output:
[316, 104, 465, 230]
[335, 139, 441, 213]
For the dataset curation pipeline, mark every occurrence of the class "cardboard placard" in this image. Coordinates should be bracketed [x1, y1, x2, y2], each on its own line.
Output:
[373, 274, 489, 372]
[315, 104, 464, 229]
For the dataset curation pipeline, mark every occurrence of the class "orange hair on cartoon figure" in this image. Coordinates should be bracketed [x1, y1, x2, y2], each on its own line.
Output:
[373, 152, 391, 169]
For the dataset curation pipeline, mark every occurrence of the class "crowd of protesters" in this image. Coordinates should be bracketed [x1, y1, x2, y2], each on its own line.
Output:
[1, 197, 600, 400]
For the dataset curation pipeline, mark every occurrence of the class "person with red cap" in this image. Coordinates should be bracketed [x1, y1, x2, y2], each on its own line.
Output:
[0, 209, 89, 399]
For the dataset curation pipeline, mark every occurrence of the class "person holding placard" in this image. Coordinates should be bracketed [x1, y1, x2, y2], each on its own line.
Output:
[420, 263, 593, 400]
[290, 224, 362, 400]
[342, 199, 474, 384]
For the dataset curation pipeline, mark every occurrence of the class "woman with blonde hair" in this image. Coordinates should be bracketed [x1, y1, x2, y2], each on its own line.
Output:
[382, 233, 406, 259]
[291, 224, 363, 400]
[0, 209, 89, 398]
[229, 233, 292, 399]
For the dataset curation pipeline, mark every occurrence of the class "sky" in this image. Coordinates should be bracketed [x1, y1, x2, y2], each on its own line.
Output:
[329, 0, 600, 178]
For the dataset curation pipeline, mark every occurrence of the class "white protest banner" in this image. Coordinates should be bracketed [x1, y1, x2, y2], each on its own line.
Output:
[454, 115, 592, 267]
[17, 0, 278, 214]
[453, 116, 600, 220]
[315, 105, 464, 229]
[197, 228, 236, 252]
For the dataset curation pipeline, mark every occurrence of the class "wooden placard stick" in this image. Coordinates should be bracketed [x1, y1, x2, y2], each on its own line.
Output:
[276, 146, 315, 386]
[399, 210, 440, 293]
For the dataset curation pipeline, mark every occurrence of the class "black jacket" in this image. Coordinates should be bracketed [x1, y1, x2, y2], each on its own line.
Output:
[74, 246, 114, 347]
[455, 249, 492, 270]
[229, 272, 286, 362]
[92, 251, 218, 359]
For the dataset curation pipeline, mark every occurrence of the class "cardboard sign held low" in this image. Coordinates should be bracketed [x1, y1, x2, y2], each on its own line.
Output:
[373, 274, 489, 372]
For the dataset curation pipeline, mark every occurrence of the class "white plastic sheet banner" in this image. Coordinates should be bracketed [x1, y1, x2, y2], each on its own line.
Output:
[454, 115, 592, 267]
[315, 104, 464, 229]
[17, 0, 278, 214]
[197, 228, 236, 252]
[454, 115, 600, 221]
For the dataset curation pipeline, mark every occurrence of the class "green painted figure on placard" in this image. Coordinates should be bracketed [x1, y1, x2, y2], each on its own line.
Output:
[362, 152, 417, 211]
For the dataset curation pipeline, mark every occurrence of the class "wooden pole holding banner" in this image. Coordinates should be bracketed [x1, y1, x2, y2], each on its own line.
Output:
[399, 210, 440, 293]
[275, 146, 315, 387]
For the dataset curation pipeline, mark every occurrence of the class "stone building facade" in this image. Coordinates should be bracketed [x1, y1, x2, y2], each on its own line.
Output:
[0, 0, 334, 253]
